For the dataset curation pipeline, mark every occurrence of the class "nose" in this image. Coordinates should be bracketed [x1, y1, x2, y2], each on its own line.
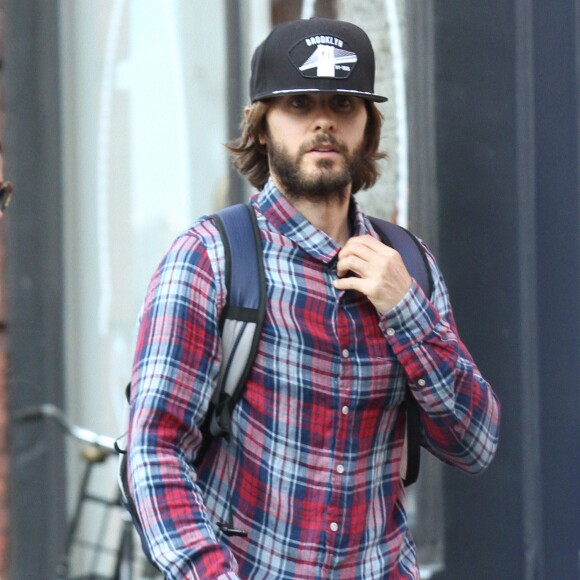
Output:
[312, 102, 336, 133]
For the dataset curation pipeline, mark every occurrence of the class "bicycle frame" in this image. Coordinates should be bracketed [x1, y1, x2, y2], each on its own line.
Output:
[14, 404, 157, 580]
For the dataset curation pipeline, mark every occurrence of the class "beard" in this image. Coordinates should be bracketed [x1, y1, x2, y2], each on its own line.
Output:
[267, 132, 366, 204]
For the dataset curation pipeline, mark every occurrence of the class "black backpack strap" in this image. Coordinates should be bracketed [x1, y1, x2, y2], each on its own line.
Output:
[367, 217, 433, 487]
[403, 389, 422, 486]
[199, 203, 266, 449]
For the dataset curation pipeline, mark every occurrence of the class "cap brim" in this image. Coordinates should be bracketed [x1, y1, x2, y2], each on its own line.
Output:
[254, 87, 388, 103]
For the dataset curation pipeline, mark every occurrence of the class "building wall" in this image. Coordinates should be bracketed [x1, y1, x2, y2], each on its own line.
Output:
[3, 0, 68, 576]
[430, 1, 580, 577]
[0, 0, 11, 575]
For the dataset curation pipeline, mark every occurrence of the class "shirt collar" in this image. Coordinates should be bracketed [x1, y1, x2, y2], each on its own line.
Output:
[253, 178, 372, 265]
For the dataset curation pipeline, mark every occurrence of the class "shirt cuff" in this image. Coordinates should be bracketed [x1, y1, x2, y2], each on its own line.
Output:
[379, 280, 441, 346]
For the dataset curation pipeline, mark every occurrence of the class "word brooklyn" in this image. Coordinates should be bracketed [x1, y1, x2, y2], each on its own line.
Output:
[304, 35, 344, 48]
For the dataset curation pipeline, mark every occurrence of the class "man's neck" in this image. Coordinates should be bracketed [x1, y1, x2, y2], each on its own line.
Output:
[271, 177, 353, 247]
[287, 193, 352, 247]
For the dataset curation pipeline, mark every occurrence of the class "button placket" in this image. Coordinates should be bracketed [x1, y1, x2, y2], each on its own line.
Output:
[332, 302, 354, 547]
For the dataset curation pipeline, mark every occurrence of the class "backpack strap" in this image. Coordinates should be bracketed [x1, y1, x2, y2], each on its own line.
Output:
[200, 203, 266, 445]
[117, 204, 265, 542]
[367, 217, 433, 487]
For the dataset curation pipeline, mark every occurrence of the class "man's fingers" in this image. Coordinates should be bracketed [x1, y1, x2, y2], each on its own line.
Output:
[335, 234, 413, 313]
[337, 235, 395, 278]
[341, 234, 388, 256]
[336, 254, 367, 278]
[333, 274, 366, 293]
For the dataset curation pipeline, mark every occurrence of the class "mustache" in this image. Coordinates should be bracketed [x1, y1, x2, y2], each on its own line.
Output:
[300, 134, 346, 155]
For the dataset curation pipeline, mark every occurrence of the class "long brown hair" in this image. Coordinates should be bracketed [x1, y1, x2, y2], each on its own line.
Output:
[225, 99, 386, 194]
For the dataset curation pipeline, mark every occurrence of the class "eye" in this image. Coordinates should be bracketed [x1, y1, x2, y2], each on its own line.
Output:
[332, 95, 354, 111]
[290, 95, 310, 109]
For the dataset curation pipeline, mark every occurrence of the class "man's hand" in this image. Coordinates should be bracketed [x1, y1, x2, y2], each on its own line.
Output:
[333, 235, 413, 313]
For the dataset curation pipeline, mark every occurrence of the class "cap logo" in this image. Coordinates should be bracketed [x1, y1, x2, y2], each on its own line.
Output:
[289, 35, 357, 79]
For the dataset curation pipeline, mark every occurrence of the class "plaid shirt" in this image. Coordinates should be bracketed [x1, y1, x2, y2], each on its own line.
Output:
[127, 179, 500, 579]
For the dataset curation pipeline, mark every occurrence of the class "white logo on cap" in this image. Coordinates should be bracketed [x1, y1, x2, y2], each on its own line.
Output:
[299, 44, 358, 78]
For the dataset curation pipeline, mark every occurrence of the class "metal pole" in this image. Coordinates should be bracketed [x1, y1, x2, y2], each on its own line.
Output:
[226, 0, 246, 205]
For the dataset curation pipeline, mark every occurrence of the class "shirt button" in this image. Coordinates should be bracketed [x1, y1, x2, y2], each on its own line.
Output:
[330, 522, 339, 532]
[341, 348, 350, 358]
[417, 378, 427, 387]
[386, 328, 396, 337]
[341, 405, 349, 415]
[336, 464, 345, 474]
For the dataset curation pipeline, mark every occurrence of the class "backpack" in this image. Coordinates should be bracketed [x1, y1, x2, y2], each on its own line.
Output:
[118, 203, 432, 539]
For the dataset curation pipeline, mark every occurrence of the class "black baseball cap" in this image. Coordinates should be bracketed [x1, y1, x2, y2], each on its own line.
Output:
[250, 18, 388, 103]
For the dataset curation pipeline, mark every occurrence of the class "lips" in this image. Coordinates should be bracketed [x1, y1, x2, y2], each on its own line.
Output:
[310, 143, 339, 153]
[306, 135, 344, 156]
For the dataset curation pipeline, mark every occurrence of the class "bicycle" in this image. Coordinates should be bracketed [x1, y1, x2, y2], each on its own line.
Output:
[14, 404, 160, 580]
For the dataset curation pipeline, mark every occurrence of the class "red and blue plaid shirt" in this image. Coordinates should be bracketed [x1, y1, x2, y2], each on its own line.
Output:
[127, 179, 500, 579]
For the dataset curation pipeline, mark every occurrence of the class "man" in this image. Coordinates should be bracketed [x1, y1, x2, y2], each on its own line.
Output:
[126, 18, 500, 579]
